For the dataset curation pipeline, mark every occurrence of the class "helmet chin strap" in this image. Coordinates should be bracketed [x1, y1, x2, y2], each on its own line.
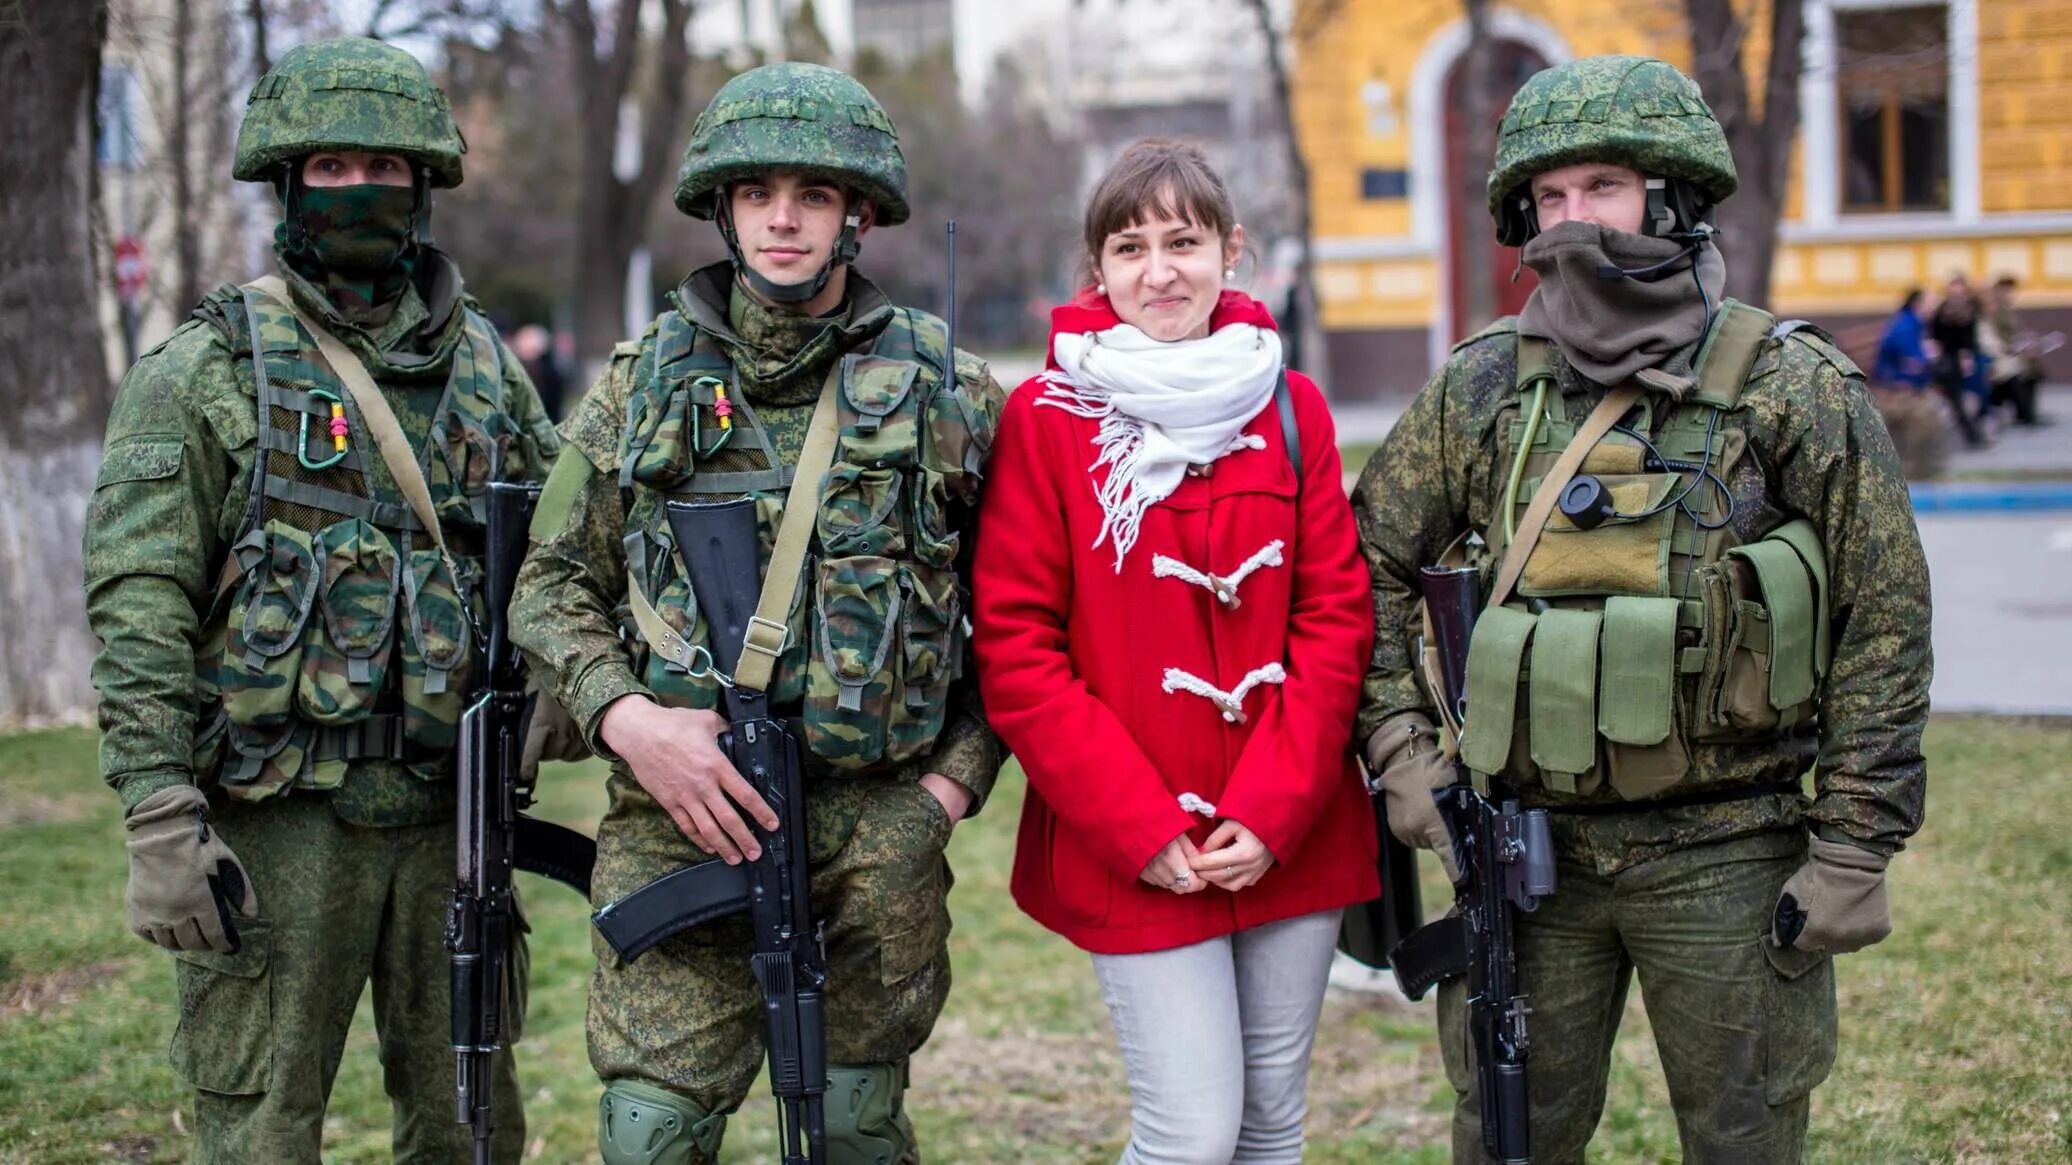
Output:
[717, 195, 862, 305]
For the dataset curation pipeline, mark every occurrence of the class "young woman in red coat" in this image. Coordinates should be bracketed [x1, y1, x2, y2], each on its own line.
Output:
[974, 139, 1379, 1164]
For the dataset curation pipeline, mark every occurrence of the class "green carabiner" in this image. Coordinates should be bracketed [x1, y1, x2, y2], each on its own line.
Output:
[299, 386, 350, 471]
[688, 375, 735, 459]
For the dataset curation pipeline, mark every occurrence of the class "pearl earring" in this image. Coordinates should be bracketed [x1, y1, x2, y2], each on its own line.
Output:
[1224, 267, 1236, 280]
[1096, 281, 1106, 295]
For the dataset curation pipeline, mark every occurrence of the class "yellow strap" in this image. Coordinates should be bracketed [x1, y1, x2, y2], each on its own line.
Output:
[729, 361, 844, 694]
[625, 575, 698, 672]
[1488, 383, 1643, 609]
[246, 276, 461, 583]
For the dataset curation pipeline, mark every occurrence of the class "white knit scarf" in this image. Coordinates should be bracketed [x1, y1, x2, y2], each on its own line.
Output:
[1038, 322, 1284, 570]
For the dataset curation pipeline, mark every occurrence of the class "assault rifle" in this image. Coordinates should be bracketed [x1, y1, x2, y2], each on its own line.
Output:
[449, 481, 599, 1165]
[591, 496, 829, 1165]
[1388, 564, 1556, 1165]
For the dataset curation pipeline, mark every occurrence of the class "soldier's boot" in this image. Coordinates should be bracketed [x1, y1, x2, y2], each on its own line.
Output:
[598, 1079, 728, 1165]
[824, 1062, 918, 1165]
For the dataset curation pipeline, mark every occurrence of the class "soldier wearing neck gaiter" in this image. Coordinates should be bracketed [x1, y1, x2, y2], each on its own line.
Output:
[1351, 55, 1930, 1162]
[83, 37, 560, 1163]
[508, 63, 1006, 1165]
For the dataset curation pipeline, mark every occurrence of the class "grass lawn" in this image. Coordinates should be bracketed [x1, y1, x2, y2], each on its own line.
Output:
[1, 717, 2067, 1162]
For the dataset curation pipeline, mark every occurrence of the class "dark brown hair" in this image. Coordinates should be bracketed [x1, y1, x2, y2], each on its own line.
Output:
[1081, 138, 1237, 275]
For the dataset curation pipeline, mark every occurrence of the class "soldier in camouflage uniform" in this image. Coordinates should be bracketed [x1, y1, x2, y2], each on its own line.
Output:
[1351, 56, 1931, 1162]
[83, 38, 558, 1164]
[508, 62, 1004, 1165]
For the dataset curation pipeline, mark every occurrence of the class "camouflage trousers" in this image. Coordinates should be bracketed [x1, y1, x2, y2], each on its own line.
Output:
[1437, 828, 1837, 1164]
[165, 792, 526, 1164]
[587, 775, 956, 1136]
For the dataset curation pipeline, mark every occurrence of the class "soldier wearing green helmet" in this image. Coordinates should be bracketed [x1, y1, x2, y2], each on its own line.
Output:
[1351, 55, 1930, 1160]
[83, 36, 559, 1163]
[509, 62, 1005, 1165]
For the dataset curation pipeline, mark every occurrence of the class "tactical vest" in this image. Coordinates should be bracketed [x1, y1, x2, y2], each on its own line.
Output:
[192, 283, 526, 800]
[1459, 301, 1832, 801]
[617, 304, 995, 773]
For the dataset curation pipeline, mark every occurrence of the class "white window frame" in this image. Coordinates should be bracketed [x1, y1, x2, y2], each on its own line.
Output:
[1800, 0, 1978, 231]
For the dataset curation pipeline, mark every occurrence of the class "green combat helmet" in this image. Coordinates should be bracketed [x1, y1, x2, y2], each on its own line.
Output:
[233, 36, 465, 188]
[674, 62, 909, 302]
[1487, 55, 1735, 247]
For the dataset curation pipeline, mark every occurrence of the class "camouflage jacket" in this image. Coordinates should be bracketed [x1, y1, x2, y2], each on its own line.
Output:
[85, 251, 558, 827]
[509, 265, 1005, 858]
[1351, 316, 1931, 874]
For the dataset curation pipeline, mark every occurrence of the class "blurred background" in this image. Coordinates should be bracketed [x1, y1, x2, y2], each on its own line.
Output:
[3, 0, 2069, 724]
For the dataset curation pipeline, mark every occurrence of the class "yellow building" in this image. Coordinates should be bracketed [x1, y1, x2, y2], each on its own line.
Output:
[1295, 0, 2072, 399]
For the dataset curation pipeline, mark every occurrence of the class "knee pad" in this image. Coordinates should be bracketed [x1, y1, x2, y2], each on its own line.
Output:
[598, 1079, 727, 1165]
[824, 1062, 916, 1165]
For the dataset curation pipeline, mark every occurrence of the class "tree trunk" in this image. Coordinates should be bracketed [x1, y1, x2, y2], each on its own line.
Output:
[1684, 0, 1806, 307]
[171, 0, 202, 312]
[1244, 0, 1328, 389]
[562, 0, 693, 374]
[1456, 0, 1499, 332]
[0, 0, 111, 724]
[247, 0, 269, 76]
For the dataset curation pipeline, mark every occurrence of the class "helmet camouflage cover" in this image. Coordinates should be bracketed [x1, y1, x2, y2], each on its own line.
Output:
[674, 62, 910, 225]
[233, 37, 465, 188]
[1487, 55, 1736, 246]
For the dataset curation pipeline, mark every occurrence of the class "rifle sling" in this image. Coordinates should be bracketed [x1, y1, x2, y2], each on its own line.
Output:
[732, 363, 843, 694]
[1488, 383, 1643, 609]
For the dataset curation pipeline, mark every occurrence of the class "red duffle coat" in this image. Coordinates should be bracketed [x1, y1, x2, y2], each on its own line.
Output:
[973, 288, 1380, 955]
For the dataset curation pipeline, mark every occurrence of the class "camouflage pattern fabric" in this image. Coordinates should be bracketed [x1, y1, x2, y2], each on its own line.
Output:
[278, 182, 424, 321]
[86, 247, 559, 829]
[1487, 55, 1736, 245]
[509, 266, 1003, 1142]
[586, 777, 956, 1127]
[164, 790, 529, 1164]
[233, 36, 465, 188]
[674, 62, 909, 223]
[1436, 830, 1834, 1162]
[1351, 317, 1931, 875]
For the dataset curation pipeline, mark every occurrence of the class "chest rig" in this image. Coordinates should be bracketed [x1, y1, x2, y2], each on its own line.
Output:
[618, 303, 995, 774]
[1458, 302, 1832, 802]
[193, 281, 525, 800]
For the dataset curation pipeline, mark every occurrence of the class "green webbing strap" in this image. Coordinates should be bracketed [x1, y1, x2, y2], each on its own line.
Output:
[310, 715, 409, 761]
[1528, 608, 1601, 790]
[625, 570, 700, 672]
[683, 466, 796, 494]
[1691, 300, 1774, 408]
[1768, 518, 1831, 680]
[1727, 538, 1817, 708]
[1461, 605, 1536, 778]
[1515, 336, 1553, 390]
[262, 473, 423, 533]
[1598, 596, 1679, 745]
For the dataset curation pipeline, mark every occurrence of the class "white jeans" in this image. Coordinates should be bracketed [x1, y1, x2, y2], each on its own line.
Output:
[1091, 909, 1345, 1165]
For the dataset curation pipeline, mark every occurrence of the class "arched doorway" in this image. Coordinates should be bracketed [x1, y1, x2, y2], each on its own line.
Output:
[1444, 41, 1549, 341]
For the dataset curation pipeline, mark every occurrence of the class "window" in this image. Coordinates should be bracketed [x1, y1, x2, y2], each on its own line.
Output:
[1837, 6, 1949, 212]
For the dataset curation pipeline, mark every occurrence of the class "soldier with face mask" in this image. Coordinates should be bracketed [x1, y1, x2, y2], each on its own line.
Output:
[1352, 56, 1932, 1161]
[509, 63, 1005, 1165]
[83, 37, 559, 1164]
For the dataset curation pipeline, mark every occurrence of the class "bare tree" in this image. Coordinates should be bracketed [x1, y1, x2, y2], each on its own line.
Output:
[545, 0, 695, 370]
[1683, 0, 1805, 308]
[1453, 0, 1499, 332]
[1240, 0, 1339, 382]
[170, 0, 201, 310]
[0, 0, 112, 722]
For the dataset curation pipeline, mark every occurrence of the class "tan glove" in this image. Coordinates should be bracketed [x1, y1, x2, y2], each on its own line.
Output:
[1365, 711, 1459, 881]
[124, 785, 258, 954]
[1774, 836, 1891, 956]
